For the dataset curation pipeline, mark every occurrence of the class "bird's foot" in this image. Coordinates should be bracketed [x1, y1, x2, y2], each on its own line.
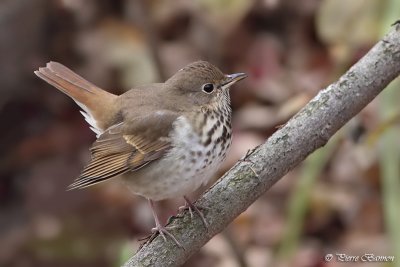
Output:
[179, 196, 209, 228]
[151, 224, 183, 248]
[147, 199, 183, 249]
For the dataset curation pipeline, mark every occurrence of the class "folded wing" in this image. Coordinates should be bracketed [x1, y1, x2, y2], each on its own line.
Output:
[68, 111, 179, 189]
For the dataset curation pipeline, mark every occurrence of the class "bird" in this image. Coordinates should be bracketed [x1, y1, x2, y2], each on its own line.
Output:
[34, 60, 247, 247]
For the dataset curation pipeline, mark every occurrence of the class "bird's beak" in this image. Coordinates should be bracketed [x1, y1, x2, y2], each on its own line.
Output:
[222, 73, 247, 88]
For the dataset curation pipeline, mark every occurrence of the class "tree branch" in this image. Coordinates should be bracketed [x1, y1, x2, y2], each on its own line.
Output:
[123, 25, 400, 267]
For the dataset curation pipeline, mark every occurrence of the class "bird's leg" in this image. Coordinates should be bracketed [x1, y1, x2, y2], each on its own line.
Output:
[178, 198, 194, 218]
[148, 199, 183, 248]
[179, 196, 209, 228]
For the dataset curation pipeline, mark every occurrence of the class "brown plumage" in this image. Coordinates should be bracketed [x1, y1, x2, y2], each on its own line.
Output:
[35, 62, 180, 189]
[35, 62, 118, 131]
[35, 61, 246, 191]
[35, 60, 246, 246]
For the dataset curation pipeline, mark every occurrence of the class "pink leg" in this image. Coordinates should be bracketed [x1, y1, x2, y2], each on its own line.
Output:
[181, 196, 209, 228]
[148, 199, 183, 248]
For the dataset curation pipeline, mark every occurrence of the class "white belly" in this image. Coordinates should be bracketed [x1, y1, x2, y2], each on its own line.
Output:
[122, 115, 231, 201]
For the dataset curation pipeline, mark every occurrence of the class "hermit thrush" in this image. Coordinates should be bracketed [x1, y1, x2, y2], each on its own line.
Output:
[35, 61, 246, 247]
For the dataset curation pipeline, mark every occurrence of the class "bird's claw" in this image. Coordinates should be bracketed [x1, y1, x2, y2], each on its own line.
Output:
[181, 196, 209, 228]
[151, 225, 183, 248]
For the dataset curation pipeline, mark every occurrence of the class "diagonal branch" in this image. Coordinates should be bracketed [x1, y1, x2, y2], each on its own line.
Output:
[123, 25, 400, 267]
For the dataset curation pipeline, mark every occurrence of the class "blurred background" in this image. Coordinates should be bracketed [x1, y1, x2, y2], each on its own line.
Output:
[1, 0, 400, 266]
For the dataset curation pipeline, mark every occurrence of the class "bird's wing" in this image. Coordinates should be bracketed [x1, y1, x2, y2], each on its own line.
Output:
[68, 111, 180, 190]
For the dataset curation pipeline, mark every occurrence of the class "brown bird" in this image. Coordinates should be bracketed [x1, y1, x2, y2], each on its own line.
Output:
[34, 61, 246, 247]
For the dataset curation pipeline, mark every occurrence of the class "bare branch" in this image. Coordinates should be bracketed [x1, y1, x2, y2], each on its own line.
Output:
[123, 25, 400, 267]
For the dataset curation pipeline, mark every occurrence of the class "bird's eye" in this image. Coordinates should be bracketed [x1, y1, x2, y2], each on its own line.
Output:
[202, 83, 214, 94]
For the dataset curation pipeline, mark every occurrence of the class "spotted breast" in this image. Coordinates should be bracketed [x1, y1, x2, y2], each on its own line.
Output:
[122, 105, 232, 201]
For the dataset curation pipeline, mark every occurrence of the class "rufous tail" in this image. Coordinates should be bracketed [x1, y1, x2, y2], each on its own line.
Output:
[35, 62, 118, 134]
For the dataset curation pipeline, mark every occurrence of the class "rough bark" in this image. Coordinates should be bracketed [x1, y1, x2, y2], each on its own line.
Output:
[123, 25, 400, 267]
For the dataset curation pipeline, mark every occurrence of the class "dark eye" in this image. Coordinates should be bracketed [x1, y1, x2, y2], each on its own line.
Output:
[202, 83, 214, 93]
